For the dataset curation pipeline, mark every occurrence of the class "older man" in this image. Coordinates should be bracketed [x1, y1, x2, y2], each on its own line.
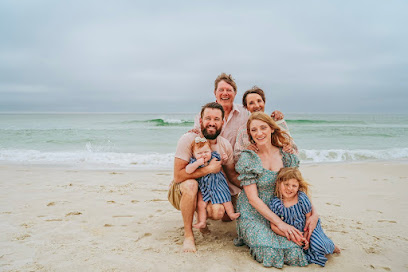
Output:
[168, 102, 240, 253]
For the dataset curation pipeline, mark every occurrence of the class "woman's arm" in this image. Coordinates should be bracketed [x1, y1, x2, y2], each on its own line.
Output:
[244, 184, 304, 245]
[270, 222, 286, 236]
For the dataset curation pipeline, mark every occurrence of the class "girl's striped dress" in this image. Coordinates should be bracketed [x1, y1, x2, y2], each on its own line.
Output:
[269, 191, 335, 267]
[190, 151, 231, 204]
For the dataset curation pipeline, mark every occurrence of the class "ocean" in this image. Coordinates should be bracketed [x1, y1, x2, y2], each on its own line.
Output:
[1, 113, 407, 170]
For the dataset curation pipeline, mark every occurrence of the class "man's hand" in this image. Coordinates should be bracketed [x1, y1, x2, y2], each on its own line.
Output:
[221, 153, 228, 164]
[206, 158, 222, 174]
[271, 110, 284, 121]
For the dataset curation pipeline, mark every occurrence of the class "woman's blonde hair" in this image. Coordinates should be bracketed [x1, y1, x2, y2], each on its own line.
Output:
[247, 112, 291, 148]
[275, 167, 310, 198]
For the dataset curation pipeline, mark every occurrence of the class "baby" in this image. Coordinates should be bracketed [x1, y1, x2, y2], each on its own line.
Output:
[186, 137, 240, 229]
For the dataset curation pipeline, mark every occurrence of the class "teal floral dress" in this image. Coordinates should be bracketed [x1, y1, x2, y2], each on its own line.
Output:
[234, 149, 308, 268]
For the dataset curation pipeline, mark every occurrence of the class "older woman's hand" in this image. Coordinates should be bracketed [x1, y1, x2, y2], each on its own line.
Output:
[282, 144, 295, 154]
[271, 110, 284, 121]
[247, 143, 259, 153]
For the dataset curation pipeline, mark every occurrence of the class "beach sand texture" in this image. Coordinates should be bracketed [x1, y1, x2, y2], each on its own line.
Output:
[1, 162, 407, 271]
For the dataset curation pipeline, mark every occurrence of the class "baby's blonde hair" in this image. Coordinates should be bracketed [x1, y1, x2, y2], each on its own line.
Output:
[275, 167, 310, 198]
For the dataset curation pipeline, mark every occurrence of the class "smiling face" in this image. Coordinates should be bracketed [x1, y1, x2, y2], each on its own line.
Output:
[200, 108, 224, 140]
[214, 80, 236, 109]
[279, 178, 300, 200]
[193, 144, 212, 163]
[245, 93, 265, 113]
[249, 119, 273, 146]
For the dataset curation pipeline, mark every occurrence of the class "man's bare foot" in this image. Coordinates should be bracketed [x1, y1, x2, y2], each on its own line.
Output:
[228, 212, 240, 220]
[333, 245, 341, 253]
[193, 221, 207, 229]
[182, 236, 196, 253]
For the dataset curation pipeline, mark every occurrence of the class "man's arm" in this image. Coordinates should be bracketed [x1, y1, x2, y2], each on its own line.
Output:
[222, 163, 241, 188]
[174, 157, 222, 183]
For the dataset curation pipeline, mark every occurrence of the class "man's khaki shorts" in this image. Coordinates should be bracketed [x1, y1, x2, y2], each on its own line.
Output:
[168, 181, 182, 210]
[167, 180, 238, 211]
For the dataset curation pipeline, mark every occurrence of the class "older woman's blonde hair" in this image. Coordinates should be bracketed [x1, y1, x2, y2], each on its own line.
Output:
[275, 167, 310, 198]
[247, 112, 291, 148]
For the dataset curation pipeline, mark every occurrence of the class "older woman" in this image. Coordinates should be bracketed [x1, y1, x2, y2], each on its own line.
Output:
[233, 86, 297, 163]
[234, 112, 308, 268]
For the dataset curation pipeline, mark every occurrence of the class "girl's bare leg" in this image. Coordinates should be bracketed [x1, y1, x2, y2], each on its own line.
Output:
[193, 192, 208, 229]
[223, 201, 240, 220]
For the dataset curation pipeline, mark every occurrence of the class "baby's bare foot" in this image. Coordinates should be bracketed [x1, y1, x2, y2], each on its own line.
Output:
[193, 221, 207, 229]
[229, 212, 240, 220]
[333, 245, 341, 253]
[182, 236, 196, 253]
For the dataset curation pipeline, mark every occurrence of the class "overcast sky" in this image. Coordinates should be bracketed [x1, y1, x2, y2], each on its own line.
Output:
[0, 1, 407, 113]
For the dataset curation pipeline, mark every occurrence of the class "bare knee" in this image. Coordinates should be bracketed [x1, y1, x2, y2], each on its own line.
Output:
[209, 204, 225, 220]
[180, 179, 198, 197]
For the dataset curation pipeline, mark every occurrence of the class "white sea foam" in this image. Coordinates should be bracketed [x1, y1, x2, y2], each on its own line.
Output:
[1, 148, 408, 169]
[0, 149, 175, 170]
[299, 148, 408, 163]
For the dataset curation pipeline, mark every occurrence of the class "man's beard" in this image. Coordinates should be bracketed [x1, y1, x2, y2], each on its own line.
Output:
[201, 124, 222, 140]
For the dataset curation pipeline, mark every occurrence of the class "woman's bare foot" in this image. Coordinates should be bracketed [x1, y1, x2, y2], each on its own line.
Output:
[182, 236, 197, 253]
[333, 245, 341, 253]
[193, 221, 207, 229]
[228, 212, 240, 220]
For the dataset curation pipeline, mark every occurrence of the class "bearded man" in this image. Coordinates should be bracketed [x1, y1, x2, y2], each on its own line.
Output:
[168, 102, 240, 253]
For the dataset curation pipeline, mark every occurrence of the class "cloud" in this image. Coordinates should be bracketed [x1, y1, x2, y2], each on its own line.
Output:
[0, 1, 407, 113]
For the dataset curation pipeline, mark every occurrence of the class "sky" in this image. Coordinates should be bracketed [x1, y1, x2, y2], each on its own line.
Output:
[0, 1, 407, 113]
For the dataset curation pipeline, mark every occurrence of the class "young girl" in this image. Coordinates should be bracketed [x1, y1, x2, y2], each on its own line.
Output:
[186, 136, 240, 229]
[269, 167, 340, 267]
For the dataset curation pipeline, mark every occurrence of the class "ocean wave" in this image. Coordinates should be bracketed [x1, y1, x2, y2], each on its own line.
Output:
[122, 118, 194, 127]
[286, 119, 365, 125]
[1, 148, 408, 169]
[0, 149, 174, 170]
[299, 148, 408, 163]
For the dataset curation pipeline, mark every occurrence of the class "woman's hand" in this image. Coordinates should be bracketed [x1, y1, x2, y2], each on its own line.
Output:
[277, 222, 304, 246]
[271, 110, 284, 121]
[304, 213, 319, 241]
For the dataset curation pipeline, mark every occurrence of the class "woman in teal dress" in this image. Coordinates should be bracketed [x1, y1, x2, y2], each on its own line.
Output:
[234, 112, 315, 268]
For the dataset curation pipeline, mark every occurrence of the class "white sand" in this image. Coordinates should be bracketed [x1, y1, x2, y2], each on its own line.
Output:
[1, 162, 407, 271]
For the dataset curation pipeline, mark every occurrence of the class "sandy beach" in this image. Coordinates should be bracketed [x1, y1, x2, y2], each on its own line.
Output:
[1, 162, 407, 271]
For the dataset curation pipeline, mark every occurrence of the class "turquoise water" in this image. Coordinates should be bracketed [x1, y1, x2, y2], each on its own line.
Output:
[1, 113, 407, 169]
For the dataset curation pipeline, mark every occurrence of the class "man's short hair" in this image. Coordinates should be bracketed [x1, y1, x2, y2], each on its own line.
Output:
[214, 73, 237, 93]
[242, 86, 266, 108]
[200, 102, 225, 119]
